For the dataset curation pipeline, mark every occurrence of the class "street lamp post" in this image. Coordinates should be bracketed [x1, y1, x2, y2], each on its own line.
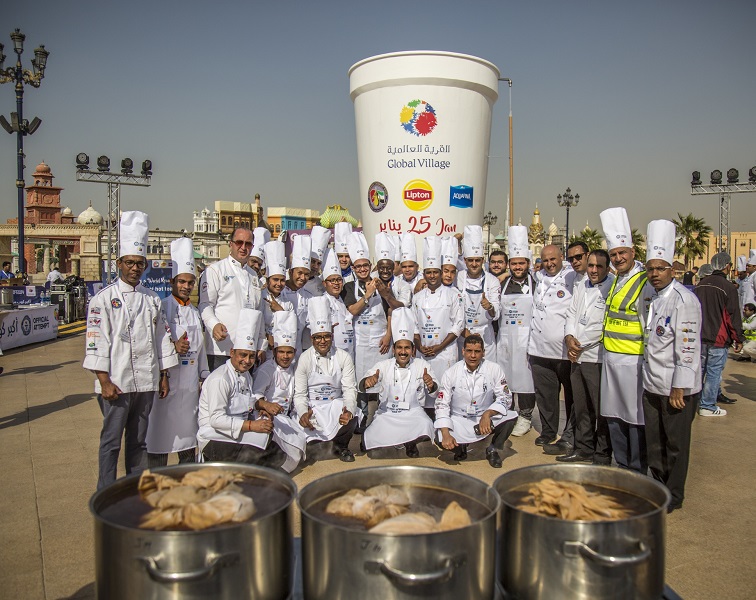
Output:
[483, 210, 498, 258]
[556, 187, 579, 252]
[0, 29, 50, 274]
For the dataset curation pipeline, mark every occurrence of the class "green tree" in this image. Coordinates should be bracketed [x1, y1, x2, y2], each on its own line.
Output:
[570, 227, 604, 251]
[672, 212, 711, 270]
[632, 228, 646, 263]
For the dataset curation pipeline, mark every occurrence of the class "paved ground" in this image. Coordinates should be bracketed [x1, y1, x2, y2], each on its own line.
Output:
[0, 334, 754, 599]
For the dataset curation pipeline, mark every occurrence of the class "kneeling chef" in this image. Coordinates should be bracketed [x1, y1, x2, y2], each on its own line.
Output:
[360, 307, 438, 458]
[196, 308, 286, 467]
[435, 334, 518, 468]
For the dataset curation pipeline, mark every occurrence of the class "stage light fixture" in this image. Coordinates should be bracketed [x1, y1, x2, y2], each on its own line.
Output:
[749, 166, 756, 183]
[141, 159, 152, 176]
[97, 155, 110, 172]
[710, 169, 722, 185]
[121, 158, 133, 174]
[76, 153, 89, 170]
[726, 168, 739, 184]
[691, 171, 702, 186]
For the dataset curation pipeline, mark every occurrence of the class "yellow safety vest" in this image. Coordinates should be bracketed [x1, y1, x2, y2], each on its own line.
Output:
[603, 270, 647, 355]
[744, 315, 756, 341]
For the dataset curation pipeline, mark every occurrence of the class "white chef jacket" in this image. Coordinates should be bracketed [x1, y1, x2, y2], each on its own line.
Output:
[457, 270, 501, 350]
[199, 256, 262, 355]
[435, 359, 517, 433]
[528, 266, 577, 360]
[261, 289, 294, 337]
[640, 279, 702, 396]
[324, 292, 355, 359]
[293, 346, 358, 417]
[743, 274, 756, 308]
[303, 275, 325, 297]
[390, 277, 412, 308]
[196, 360, 270, 450]
[83, 279, 178, 394]
[564, 273, 615, 364]
[281, 285, 313, 353]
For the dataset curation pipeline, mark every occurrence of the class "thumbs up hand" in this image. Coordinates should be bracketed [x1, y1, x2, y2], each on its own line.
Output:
[422, 367, 434, 389]
[480, 292, 492, 312]
[364, 369, 380, 390]
[175, 331, 190, 354]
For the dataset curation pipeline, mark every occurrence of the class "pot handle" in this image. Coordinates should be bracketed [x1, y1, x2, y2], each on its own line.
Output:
[364, 556, 464, 586]
[139, 553, 238, 583]
[563, 541, 650, 567]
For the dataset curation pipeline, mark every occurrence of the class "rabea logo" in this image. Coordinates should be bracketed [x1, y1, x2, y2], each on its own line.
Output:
[400, 100, 437, 137]
[450, 185, 473, 208]
[403, 179, 434, 211]
[368, 181, 388, 213]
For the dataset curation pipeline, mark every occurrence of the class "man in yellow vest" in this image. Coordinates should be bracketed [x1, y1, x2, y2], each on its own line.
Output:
[599, 207, 647, 473]
[741, 303, 756, 361]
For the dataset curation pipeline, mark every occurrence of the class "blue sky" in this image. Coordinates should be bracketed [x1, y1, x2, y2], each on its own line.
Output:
[2, 0, 754, 235]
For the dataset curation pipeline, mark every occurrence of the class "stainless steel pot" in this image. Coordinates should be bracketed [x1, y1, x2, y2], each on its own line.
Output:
[298, 465, 501, 600]
[90, 463, 296, 600]
[494, 464, 670, 600]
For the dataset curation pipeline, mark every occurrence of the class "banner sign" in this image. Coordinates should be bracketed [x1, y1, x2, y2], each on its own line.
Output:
[0, 305, 58, 350]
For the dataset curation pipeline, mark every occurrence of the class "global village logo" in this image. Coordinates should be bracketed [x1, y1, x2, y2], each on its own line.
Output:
[403, 179, 433, 211]
[400, 100, 437, 137]
[368, 181, 388, 213]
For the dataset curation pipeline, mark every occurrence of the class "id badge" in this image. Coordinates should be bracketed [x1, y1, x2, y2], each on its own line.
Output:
[466, 404, 477, 416]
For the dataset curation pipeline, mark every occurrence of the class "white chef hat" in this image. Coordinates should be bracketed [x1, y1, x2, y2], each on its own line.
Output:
[400, 233, 418, 264]
[264, 240, 286, 277]
[250, 227, 271, 261]
[507, 225, 530, 260]
[232, 308, 262, 352]
[390, 234, 402, 263]
[272, 310, 298, 349]
[423, 236, 442, 270]
[310, 226, 331, 261]
[645, 220, 676, 266]
[334, 222, 353, 255]
[119, 210, 149, 258]
[347, 231, 370, 264]
[737, 255, 747, 271]
[290, 235, 312, 270]
[748, 250, 756, 267]
[321, 248, 341, 279]
[170, 237, 195, 279]
[600, 207, 633, 250]
[391, 307, 416, 344]
[462, 225, 484, 258]
[374, 232, 396, 262]
[307, 296, 332, 335]
[440, 236, 458, 266]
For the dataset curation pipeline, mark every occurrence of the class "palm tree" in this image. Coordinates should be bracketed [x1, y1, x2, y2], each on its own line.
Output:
[632, 229, 646, 263]
[672, 212, 711, 270]
[570, 227, 604, 251]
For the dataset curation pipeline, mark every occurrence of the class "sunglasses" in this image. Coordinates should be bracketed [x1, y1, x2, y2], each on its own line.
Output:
[231, 240, 253, 249]
[567, 253, 586, 263]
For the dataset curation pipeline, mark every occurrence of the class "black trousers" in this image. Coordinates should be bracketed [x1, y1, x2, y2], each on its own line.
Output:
[642, 391, 698, 507]
[442, 418, 517, 452]
[516, 393, 536, 420]
[529, 355, 574, 441]
[202, 440, 287, 470]
[330, 417, 358, 451]
[207, 354, 230, 372]
[148, 449, 197, 468]
[570, 362, 612, 459]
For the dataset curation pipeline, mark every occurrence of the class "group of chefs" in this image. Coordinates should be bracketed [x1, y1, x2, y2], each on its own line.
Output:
[84, 206, 710, 512]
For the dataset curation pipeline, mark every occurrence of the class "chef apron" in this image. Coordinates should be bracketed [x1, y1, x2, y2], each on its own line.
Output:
[417, 290, 458, 408]
[266, 365, 308, 472]
[437, 369, 508, 445]
[146, 301, 202, 454]
[327, 294, 355, 359]
[363, 361, 435, 450]
[197, 362, 270, 454]
[462, 275, 497, 362]
[496, 281, 536, 394]
[303, 353, 352, 442]
[353, 283, 389, 381]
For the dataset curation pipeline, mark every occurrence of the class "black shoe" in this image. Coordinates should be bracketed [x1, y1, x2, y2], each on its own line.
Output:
[543, 440, 573, 456]
[336, 448, 355, 462]
[717, 393, 737, 404]
[667, 503, 682, 514]
[453, 445, 468, 461]
[359, 439, 367, 453]
[486, 448, 503, 468]
[405, 443, 419, 458]
[534, 435, 556, 446]
[556, 450, 594, 463]
[592, 456, 612, 466]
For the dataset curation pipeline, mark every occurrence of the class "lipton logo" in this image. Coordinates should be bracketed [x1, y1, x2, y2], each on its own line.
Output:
[400, 100, 437, 137]
[403, 179, 433, 211]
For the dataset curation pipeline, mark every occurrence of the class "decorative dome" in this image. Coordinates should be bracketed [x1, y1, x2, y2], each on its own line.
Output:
[61, 206, 73, 216]
[34, 162, 52, 175]
[533, 206, 540, 215]
[548, 218, 558, 236]
[320, 204, 358, 228]
[78, 203, 103, 225]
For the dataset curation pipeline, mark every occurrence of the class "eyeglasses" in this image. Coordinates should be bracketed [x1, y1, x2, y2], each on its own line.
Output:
[353, 263, 371, 271]
[231, 240, 253, 249]
[567, 253, 586, 263]
[312, 334, 332, 342]
[122, 260, 146, 269]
